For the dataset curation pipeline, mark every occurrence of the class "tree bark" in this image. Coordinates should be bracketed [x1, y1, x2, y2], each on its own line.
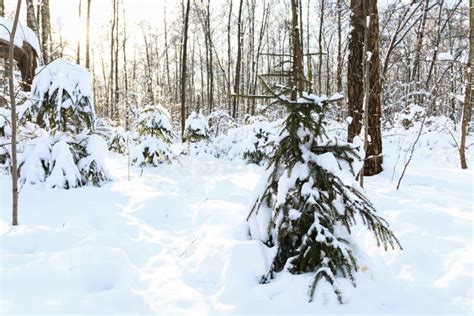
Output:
[181, 0, 191, 138]
[85, 0, 91, 69]
[26, 0, 40, 41]
[318, 0, 324, 94]
[290, 0, 305, 100]
[10, 0, 22, 226]
[76, 0, 82, 65]
[347, 0, 364, 142]
[227, 0, 233, 111]
[232, 0, 244, 118]
[459, 0, 473, 169]
[0, 0, 4, 17]
[364, 0, 383, 176]
[41, 0, 51, 64]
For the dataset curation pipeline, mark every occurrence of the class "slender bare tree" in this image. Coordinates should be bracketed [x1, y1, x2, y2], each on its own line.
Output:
[85, 0, 91, 69]
[181, 0, 191, 138]
[459, 0, 473, 169]
[41, 0, 51, 64]
[9, 0, 22, 226]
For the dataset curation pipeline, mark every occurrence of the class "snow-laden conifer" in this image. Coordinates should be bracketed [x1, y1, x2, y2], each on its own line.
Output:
[248, 93, 401, 303]
[134, 105, 176, 166]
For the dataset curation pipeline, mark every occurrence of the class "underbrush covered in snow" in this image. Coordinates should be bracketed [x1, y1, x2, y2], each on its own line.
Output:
[212, 116, 280, 165]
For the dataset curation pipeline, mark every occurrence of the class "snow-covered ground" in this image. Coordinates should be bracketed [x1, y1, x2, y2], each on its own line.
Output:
[1, 128, 473, 314]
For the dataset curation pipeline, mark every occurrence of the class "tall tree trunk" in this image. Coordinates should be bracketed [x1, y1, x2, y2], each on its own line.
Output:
[114, 0, 119, 119]
[306, 0, 312, 93]
[85, 0, 91, 69]
[164, 2, 171, 98]
[410, 0, 429, 83]
[41, 0, 51, 64]
[459, 0, 473, 169]
[232, 0, 244, 118]
[10, 0, 22, 226]
[0, 0, 4, 17]
[109, 0, 116, 118]
[336, 0, 343, 96]
[227, 0, 233, 111]
[122, 0, 129, 130]
[290, 0, 305, 100]
[76, 0, 82, 65]
[364, 0, 383, 176]
[318, 0, 325, 94]
[347, 0, 364, 142]
[206, 0, 214, 112]
[26, 0, 40, 41]
[181, 0, 191, 138]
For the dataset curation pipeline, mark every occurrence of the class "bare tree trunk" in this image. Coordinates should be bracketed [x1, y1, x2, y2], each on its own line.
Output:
[347, 0, 364, 142]
[26, 0, 40, 41]
[181, 0, 191, 138]
[164, 2, 171, 97]
[306, 0, 313, 93]
[459, 0, 473, 169]
[410, 0, 429, 83]
[0, 0, 4, 17]
[336, 0, 343, 96]
[76, 0, 82, 65]
[85, 0, 91, 69]
[206, 0, 214, 112]
[364, 0, 383, 176]
[10, 0, 22, 226]
[122, 0, 129, 130]
[318, 0, 324, 94]
[232, 0, 244, 118]
[227, 0, 233, 111]
[109, 0, 116, 118]
[114, 0, 120, 119]
[290, 0, 305, 100]
[41, 0, 51, 64]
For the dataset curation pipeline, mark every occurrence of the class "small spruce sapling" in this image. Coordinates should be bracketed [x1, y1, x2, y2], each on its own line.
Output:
[134, 105, 176, 166]
[183, 112, 210, 143]
[248, 93, 401, 303]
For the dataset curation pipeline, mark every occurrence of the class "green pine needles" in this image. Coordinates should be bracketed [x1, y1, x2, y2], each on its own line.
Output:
[248, 94, 401, 303]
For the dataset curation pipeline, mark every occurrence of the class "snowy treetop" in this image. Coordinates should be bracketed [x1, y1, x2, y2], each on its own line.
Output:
[138, 104, 174, 132]
[0, 16, 41, 56]
[32, 59, 94, 111]
[185, 112, 208, 135]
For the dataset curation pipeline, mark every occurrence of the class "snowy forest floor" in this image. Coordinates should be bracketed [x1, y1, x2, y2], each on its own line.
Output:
[1, 128, 473, 314]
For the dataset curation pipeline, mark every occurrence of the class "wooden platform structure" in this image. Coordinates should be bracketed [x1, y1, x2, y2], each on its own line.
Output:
[0, 38, 38, 92]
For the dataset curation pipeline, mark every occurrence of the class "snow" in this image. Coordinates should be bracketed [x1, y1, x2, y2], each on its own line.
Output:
[438, 52, 455, 61]
[185, 112, 209, 137]
[0, 16, 41, 56]
[0, 124, 473, 313]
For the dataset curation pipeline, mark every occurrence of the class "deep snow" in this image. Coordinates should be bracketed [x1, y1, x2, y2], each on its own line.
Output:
[0, 128, 473, 314]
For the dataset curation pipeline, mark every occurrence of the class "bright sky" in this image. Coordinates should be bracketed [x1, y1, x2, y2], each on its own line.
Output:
[3, 0, 178, 56]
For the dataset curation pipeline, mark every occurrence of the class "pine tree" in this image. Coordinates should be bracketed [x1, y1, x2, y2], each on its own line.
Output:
[248, 92, 401, 303]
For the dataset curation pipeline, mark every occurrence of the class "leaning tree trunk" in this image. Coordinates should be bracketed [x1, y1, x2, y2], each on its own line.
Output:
[347, 0, 364, 142]
[459, 0, 473, 169]
[364, 0, 383, 176]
